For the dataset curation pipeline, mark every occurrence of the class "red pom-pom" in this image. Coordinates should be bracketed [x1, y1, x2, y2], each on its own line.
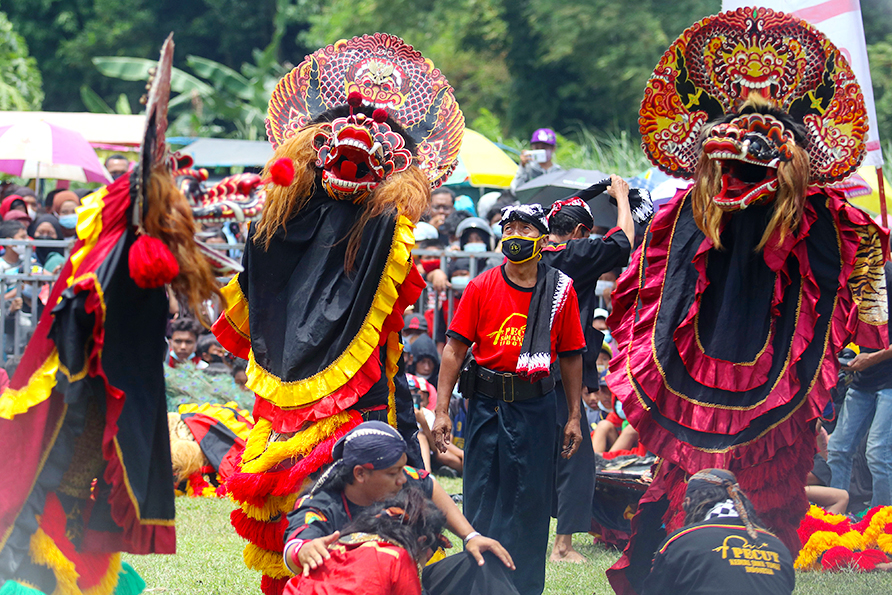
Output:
[347, 91, 363, 108]
[128, 234, 179, 289]
[821, 546, 857, 572]
[269, 158, 295, 187]
[372, 108, 389, 123]
[856, 549, 889, 571]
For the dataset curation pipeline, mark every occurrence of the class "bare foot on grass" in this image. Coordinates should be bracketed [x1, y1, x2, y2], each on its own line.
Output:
[550, 534, 588, 563]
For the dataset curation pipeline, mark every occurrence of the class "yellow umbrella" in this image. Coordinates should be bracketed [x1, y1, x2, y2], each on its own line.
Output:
[445, 129, 518, 188]
[846, 165, 892, 217]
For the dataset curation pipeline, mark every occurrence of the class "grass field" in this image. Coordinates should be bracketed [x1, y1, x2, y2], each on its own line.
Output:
[124, 477, 892, 594]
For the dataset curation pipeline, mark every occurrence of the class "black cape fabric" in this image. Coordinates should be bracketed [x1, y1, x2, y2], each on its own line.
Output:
[542, 230, 630, 388]
[422, 551, 520, 595]
[239, 190, 398, 384]
[632, 197, 840, 451]
[640, 518, 795, 595]
[0, 229, 173, 583]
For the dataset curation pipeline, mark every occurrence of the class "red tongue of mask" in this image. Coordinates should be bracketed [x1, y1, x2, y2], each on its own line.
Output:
[718, 172, 750, 199]
[339, 160, 358, 180]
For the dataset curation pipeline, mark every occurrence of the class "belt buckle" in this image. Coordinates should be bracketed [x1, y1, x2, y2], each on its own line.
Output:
[502, 374, 514, 403]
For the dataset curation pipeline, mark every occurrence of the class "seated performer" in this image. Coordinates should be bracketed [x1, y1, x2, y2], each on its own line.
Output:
[284, 421, 517, 594]
[641, 469, 795, 595]
[284, 488, 446, 595]
[433, 204, 587, 595]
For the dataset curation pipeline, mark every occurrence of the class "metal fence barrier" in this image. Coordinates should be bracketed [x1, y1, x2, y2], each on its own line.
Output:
[0, 239, 501, 362]
[0, 238, 75, 362]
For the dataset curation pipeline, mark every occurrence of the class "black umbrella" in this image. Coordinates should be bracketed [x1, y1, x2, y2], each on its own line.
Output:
[515, 168, 609, 207]
[516, 168, 653, 229]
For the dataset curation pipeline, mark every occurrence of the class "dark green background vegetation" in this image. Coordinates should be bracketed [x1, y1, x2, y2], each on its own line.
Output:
[2, 0, 891, 152]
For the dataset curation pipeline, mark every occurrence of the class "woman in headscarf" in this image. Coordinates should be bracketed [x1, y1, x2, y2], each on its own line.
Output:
[27, 214, 65, 267]
[0, 195, 28, 220]
[51, 190, 80, 238]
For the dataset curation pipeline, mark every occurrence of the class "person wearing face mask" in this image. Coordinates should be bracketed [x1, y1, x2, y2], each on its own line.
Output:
[51, 191, 81, 238]
[13, 187, 40, 220]
[167, 317, 208, 369]
[432, 204, 586, 595]
[0, 195, 29, 222]
[449, 217, 496, 289]
[0, 220, 27, 274]
[539, 176, 633, 563]
[27, 214, 65, 268]
[104, 154, 131, 180]
[509, 128, 564, 196]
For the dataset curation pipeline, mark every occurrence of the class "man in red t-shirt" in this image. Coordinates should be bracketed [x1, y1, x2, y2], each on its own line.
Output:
[432, 204, 585, 595]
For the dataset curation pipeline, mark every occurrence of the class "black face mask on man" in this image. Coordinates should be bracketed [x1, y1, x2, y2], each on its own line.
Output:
[501, 235, 544, 263]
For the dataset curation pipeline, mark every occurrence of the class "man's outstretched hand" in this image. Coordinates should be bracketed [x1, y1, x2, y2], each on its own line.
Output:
[465, 534, 516, 569]
[297, 532, 340, 576]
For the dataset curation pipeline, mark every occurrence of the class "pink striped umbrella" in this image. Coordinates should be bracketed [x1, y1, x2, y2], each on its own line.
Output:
[0, 120, 111, 183]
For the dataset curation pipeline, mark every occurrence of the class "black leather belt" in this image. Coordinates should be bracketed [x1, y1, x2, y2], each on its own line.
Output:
[474, 365, 555, 402]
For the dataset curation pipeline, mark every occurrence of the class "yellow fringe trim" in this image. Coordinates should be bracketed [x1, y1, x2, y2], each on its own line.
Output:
[82, 555, 122, 595]
[795, 505, 892, 569]
[68, 187, 107, 283]
[243, 543, 291, 579]
[219, 275, 250, 339]
[795, 530, 866, 570]
[806, 505, 849, 526]
[238, 494, 299, 522]
[29, 527, 80, 595]
[878, 533, 892, 554]
[244, 216, 416, 408]
[241, 411, 355, 474]
[0, 350, 60, 420]
[28, 527, 121, 595]
[178, 401, 253, 441]
[385, 332, 402, 428]
[241, 418, 273, 465]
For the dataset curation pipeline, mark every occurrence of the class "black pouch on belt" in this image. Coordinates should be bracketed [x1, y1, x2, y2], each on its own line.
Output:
[457, 352, 478, 398]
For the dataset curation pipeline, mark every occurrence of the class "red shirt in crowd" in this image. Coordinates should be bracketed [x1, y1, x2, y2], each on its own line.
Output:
[447, 265, 585, 372]
[284, 539, 421, 595]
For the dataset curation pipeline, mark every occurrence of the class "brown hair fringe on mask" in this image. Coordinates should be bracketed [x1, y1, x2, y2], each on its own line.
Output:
[690, 96, 810, 252]
[252, 123, 430, 272]
[143, 166, 221, 327]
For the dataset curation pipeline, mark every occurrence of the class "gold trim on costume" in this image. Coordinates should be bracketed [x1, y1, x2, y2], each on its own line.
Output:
[111, 438, 176, 526]
[241, 411, 356, 474]
[0, 351, 61, 420]
[68, 187, 108, 284]
[385, 332, 402, 428]
[219, 275, 251, 340]
[244, 216, 416, 409]
[641, 191, 803, 411]
[0, 404, 67, 553]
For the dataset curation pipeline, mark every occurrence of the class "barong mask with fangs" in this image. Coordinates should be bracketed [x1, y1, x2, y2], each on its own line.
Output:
[313, 103, 413, 202]
[639, 7, 867, 187]
[266, 33, 464, 193]
[703, 111, 799, 211]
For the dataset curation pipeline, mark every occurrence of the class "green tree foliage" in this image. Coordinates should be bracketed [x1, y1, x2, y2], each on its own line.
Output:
[868, 36, 892, 148]
[2, 0, 280, 113]
[0, 11, 43, 110]
[8, 0, 892, 158]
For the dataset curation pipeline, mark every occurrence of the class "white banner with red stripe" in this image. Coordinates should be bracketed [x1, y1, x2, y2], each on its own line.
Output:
[722, 0, 883, 166]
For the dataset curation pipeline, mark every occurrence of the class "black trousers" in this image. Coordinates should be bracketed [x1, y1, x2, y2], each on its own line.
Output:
[553, 382, 596, 534]
[464, 391, 556, 595]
